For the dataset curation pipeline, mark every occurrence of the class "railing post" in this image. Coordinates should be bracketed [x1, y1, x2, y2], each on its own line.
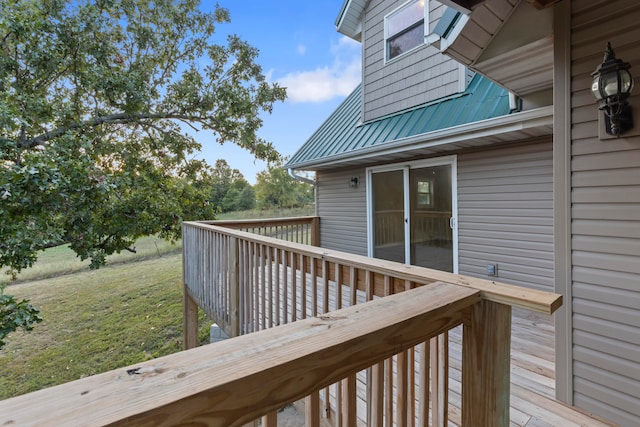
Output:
[183, 285, 199, 350]
[462, 300, 512, 427]
[229, 236, 241, 337]
[310, 216, 320, 246]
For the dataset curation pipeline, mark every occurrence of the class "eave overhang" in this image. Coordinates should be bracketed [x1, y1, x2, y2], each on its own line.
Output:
[287, 106, 553, 172]
[335, 0, 367, 41]
[441, 0, 555, 97]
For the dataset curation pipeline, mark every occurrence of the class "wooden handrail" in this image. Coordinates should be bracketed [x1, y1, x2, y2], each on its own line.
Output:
[183, 221, 562, 314]
[200, 216, 320, 247]
[203, 215, 319, 228]
[0, 282, 480, 427]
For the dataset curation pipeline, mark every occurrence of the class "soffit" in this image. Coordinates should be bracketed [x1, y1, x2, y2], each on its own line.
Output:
[336, 0, 368, 41]
[443, 0, 554, 97]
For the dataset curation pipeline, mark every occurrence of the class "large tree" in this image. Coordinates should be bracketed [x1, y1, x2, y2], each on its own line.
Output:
[0, 0, 286, 273]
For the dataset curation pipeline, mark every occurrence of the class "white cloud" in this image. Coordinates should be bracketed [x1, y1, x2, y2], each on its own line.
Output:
[277, 36, 361, 103]
[296, 44, 307, 55]
[330, 35, 360, 55]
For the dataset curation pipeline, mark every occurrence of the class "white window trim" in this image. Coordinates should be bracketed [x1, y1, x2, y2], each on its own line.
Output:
[366, 155, 459, 273]
[383, 0, 429, 64]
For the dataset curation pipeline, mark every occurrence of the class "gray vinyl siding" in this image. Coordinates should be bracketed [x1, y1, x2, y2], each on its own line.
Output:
[316, 168, 368, 256]
[457, 141, 554, 292]
[570, 1, 640, 425]
[362, 0, 462, 122]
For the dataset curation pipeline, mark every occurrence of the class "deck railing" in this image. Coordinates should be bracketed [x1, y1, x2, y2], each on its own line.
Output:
[0, 217, 561, 427]
[201, 215, 320, 246]
[0, 277, 516, 427]
[181, 220, 562, 426]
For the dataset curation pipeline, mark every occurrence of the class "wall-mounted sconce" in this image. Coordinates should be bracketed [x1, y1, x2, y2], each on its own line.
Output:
[349, 176, 359, 188]
[591, 42, 634, 136]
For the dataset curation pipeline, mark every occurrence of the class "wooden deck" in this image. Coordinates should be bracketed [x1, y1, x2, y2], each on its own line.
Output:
[448, 308, 617, 427]
[181, 220, 617, 427]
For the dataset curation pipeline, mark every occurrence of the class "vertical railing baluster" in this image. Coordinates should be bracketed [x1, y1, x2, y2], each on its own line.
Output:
[371, 360, 384, 427]
[334, 262, 343, 426]
[431, 333, 449, 427]
[253, 241, 259, 333]
[418, 341, 430, 427]
[260, 244, 266, 331]
[335, 263, 342, 312]
[311, 257, 318, 317]
[322, 259, 331, 420]
[306, 390, 320, 427]
[300, 254, 307, 320]
[282, 249, 288, 325]
[408, 347, 415, 427]
[261, 412, 277, 427]
[397, 351, 408, 427]
[267, 246, 273, 328]
[229, 237, 240, 337]
[385, 357, 393, 427]
[290, 251, 296, 323]
[274, 248, 280, 326]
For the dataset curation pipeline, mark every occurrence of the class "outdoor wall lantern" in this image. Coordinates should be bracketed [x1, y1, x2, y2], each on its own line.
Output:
[591, 42, 634, 136]
[349, 176, 360, 188]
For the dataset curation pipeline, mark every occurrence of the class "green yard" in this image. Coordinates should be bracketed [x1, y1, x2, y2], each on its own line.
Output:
[0, 249, 209, 400]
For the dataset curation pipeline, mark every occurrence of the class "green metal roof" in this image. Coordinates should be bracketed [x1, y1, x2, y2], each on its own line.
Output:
[286, 74, 511, 170]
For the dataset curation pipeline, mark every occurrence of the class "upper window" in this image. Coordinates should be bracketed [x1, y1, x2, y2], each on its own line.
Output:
[385, 0, 426, 61]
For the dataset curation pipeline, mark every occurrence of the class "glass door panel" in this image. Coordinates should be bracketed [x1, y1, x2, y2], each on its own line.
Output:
[372, 170, 405, 264]
[409, 165, 453, 272]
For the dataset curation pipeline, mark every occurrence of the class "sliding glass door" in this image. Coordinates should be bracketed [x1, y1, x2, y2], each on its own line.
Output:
[368, 157, 457, 273]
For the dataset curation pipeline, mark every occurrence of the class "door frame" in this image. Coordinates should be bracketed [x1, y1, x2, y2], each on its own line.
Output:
[366, 155, 459, 273]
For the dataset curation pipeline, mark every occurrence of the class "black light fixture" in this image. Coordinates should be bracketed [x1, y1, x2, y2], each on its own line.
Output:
[591, 42, 634, 136]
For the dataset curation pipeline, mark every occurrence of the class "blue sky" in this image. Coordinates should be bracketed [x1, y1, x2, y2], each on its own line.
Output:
[194, 1, 361, 183]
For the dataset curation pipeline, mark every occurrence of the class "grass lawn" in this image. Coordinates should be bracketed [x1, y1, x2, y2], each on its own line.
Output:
[5, 235, 182, 283]
[0, 253, 210, 399]
[0, 208, 314, 400]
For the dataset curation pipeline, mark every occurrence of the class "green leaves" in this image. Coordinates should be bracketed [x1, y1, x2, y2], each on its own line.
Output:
[0, 284, 43, 349]
[255, 160, 315, 210]
[0, 0, 286, 273]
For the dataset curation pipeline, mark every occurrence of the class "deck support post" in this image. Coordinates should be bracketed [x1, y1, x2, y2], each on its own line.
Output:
[229, 236, 241, 337]
[462, 300, 512, 427]
[183, 285, 199, 350]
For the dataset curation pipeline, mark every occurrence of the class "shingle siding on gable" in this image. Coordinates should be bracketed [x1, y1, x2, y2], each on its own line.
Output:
[362, 0, 462, 122]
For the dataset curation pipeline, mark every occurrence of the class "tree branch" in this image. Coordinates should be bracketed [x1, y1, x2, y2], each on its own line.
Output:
[18, 112, 212, 149]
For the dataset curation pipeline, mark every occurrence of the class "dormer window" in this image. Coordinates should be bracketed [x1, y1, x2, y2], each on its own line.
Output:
[385, 0, 426, 61]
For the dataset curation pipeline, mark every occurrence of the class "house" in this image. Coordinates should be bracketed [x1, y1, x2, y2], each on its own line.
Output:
[286, 0, 639, 426]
